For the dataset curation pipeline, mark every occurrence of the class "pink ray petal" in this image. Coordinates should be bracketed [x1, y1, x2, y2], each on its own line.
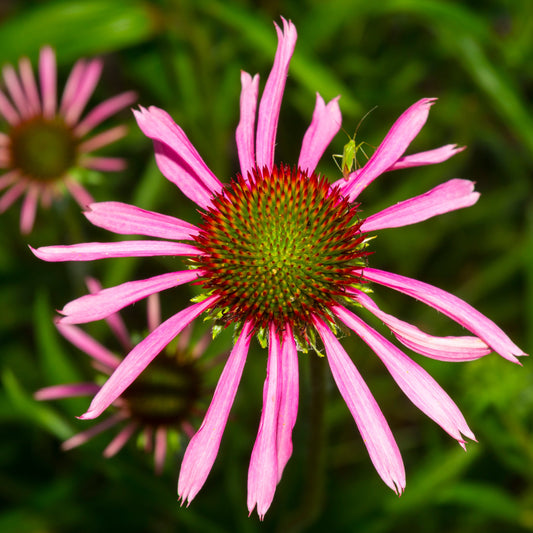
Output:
[255, 18, 297, 171]
[19, 57, 41, 116]
[154, 426, 167, 475]
[31, 240, 201, 262]
[63, 59, 103, 125]
[298, 94, 342, 175]
[78, 125, 127, 153]
[2, 64, 30, 117]
[61, 270, 204, 324]
[0, 181, 27, 212]
[64, 178, 94, 208]
[178, 321, 253, 505]
[35, 382, 101, 400]
[360, 179, 480, 232]
[314, 316, 406, 494]
[80, 296, 218, 420]
[360, 268, 527, 363]
[85, 277, 132, 351]
[56, 321, 120, 369]
[134, 106, 223, 209]
[236, 71, 260, 178]
[334, 305, 475, 446]
[60, 59, 86, 115]
[248, 325, 282, 519]
[82, 156, 126, 172]
[39, 46, 57, 119]
[338, 98, 437, 202]
[351, 290, 491, 361]
[62, 413, 127, 451]
[74, 90, 137, 137]
[0, 171, 19, 191]
[147, 293, 161, 333]
[390, 144, 465, 170]
[352, 290, 491, 360]
[20, 184, 39, 234]
[0, 88, 20, 124]
[103, 421, 138, 457]
[276, 325, 298, 479]
[84, 201, 199, 240]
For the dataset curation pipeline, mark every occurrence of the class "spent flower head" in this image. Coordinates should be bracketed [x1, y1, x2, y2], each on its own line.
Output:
[35, 286, 210, 474]
[0, 46, 136, 233]
[33, 19, 526, 519]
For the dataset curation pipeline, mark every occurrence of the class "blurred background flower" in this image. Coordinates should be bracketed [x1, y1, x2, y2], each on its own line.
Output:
[0, 46, 136, 233]
[1, 1, 532, 532]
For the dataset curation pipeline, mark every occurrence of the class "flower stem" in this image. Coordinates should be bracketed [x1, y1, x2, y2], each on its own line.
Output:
[278, 354, 327, 532]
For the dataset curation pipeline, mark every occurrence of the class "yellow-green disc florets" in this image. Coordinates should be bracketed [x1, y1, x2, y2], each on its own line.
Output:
[193, 164, 369, 336]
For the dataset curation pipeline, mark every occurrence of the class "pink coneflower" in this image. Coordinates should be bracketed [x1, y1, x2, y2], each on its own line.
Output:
[0, 46, 136, 233]
[33, 19, 526, 519]
[35, 285, 207, 474]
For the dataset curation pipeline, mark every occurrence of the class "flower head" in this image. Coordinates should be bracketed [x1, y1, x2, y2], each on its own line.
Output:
[0, 46, 136, 233]
[35, 285, 209, 474]
[33, 19, 526, 519]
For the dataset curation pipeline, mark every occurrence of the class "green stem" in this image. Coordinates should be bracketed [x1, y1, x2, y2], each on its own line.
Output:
[278, 354, 327, 532]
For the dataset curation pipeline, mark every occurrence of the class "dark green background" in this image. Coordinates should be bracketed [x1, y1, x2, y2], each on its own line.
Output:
[1, 0, 531, 531]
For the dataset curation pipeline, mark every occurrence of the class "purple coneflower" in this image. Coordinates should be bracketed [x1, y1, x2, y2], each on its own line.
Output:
[35, 284, 207, 474]
[33, 19, 526, 519]
[0, 46, 136, 233]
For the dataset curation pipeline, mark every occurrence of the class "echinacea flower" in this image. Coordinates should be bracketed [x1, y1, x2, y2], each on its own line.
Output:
[0, 46, 136, 233]
[35, 283, 209, 474]
[33, 19, 526, 519]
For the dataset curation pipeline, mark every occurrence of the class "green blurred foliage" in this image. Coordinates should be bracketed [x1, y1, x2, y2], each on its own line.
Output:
[0, 0, 532, 531]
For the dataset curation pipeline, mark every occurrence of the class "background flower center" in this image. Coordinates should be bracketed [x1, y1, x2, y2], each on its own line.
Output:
[9, 117, 77, 181]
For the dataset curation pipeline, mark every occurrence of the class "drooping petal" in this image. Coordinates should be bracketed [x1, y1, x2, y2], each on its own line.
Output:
[248, 325, 282, 519]
[74, 91, 137, 137]
[314, 316, 406, 494]
[84, 201, 199, 240]
[276, 325, 299, 479]
[0, 181, 27, 212]
[178, 321, 253, 505]
[60, 59, 87, 116]
[255, 18, 297, 171]
[360, 268, 527, 363]
[103, 421, 138, 457]
[390, 144, 465, 171]
[64, 178, 94, 208]
[31, 240, 201, 262]
[333, 305, 475, 446]
[298, 94, 342, 175]
[360, 179, 480, 232]
[236, 71, 260, 178]
[39, 46, 57, 119]
[133, 106, 223, 209]
[34, 383, 101, 400]
[20, 184, 39, 234]
[56, 322, 120, 369]
[154, 426, 168, 475]
[80, 296, 218, 420]
[62, 413, 127, 451]
[338, 98, 436, 202]
[351, 290, 491, 361]
[60, 270, 204, 324]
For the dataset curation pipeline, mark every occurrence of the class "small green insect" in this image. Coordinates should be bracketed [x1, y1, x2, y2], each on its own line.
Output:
[333, 106, 377, 179]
